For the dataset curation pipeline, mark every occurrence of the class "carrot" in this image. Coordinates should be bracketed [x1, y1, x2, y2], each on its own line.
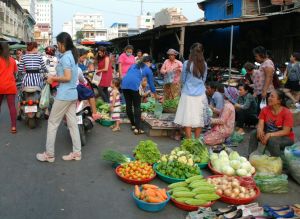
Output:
[144, 188, 156, 197]
[147, 196, 164, 203]
[140, 190, 146, 200]
[155, 190, 165, 200]
[134, 185, 141, 198]
[158, 189, 168, 200]
[142, 184, 159, 190]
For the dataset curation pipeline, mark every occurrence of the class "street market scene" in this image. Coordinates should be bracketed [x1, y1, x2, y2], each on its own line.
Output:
[1, 0, 300, 218]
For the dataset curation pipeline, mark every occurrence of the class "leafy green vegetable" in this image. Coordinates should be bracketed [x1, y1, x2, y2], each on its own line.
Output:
[133, 140, 161, 164]
[163, 97, 179, 110]
[156, 161, 201, 179]
[96, 99, 105, 108]
[97, 103, 110, 114]
[102, 150, 131, 164]
[140, 97, 156, 112]
[180, 139, 209, 163]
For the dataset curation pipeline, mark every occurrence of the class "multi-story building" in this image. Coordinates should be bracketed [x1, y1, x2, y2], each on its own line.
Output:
[137, 14, 154, 30]
[16, 0, 36, 19]
[81, 24, 107, 42]
[0, 0, 36, 42]
[107, 22, 128, 40]
[154, 8, 188, 27]
[72, 13, 104, 39]
[62, 21, 73, 37]
[35, 0, 53, 44]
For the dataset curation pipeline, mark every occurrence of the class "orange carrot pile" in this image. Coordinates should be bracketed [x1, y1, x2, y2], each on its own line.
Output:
[134, 184, 168, 203]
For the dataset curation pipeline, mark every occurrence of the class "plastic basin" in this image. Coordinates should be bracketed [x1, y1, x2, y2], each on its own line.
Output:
[170, 197, 216, 211]
[153, 163, 186, 184]
[196, 162, 208, 169]
[115, 165, 156, 185]
[132, 192, 170, 212]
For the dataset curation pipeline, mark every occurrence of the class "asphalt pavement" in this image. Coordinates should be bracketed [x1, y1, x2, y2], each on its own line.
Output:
[0, 103, 300, 219]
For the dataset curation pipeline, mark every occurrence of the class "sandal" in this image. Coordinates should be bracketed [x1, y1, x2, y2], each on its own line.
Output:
[131, 126, 136, 130]
[11, 127, 17, 134]
[110, 125, 115, 129]
[133, 129, 145, 135]
[112, 127, 120, 132]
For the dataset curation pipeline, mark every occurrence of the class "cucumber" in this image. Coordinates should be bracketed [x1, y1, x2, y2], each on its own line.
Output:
[195, 194, 220, 201]
[192, 187, 216, 194]
[189, 182, 215, 189]
[185, 175, 204, 183]
[189, 180, 209, 188]
[168, 181, 188, 189]
[174, 197, 193, 203]
[185, 198, 209, 206]
[171, 187, 190, 193]
[172, 191, 196, 198]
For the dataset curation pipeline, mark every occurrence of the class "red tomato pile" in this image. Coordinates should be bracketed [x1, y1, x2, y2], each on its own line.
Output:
[117, 161, 155, 181]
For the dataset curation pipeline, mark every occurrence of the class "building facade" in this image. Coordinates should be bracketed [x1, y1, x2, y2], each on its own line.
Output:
[0, 0, 36, 42]
[16, 0, 36, 19]
[35, 0, 52, 44]
[80, 24, 107, 42]
[154, 8, 188, 27]
[107, 22, 128, 40]
[72, 13, 104, 39]
[62, 21, 73, 37]
[137, 14, 154, 30]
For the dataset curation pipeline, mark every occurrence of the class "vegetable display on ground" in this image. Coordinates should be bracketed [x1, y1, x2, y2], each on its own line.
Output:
[162, 97, 179, 111]
[180, 139, 209, 163]
[134, 184, 168, 203]
[133, 140, 161, 164]
[117, 161, 155, 181]
[102, 149, 131, 164]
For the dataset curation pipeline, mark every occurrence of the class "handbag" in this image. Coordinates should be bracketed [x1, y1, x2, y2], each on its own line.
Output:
[39, 84, 50, 109]
[92, 72, 102, 86]
[260, 98, 267, 109]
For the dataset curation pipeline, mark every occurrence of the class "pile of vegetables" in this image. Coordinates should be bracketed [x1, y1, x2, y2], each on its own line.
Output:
[133, 140, 161, 164]
[134, 184, 168, 203]
[156, 161, 201, 179]
[141, 98, 156, 113]
[163, 97, 179, 110]
[180, 139, 209, 163]
[117, 161, 155, 181]
[160, 147, 194, 166]
[210, 151, 255, 176]
[207, 175, 257, 200]
[168, 175, 220, 206]
[254, 173, 288, 193]
[96, 99, 111, 120]
[102, 150, 131, 164]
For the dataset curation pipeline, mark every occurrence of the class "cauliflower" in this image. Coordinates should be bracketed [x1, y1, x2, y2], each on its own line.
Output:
[187, 158, 194, 166]
[176, 151, 186, 156]
[178, 156, 187, 164]
[160, 155, 168, 162]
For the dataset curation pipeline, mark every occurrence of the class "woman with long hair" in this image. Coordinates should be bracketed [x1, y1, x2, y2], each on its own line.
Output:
[174, 43, 208, 139]
[36, 32, 81, 162]
[95, 46, 113, 102]
[0, 42, 18, 133]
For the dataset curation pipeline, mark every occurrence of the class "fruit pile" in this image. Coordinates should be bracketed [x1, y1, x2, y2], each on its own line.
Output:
[117, 161, 155, 181]
[168, 175, 220, 206]
[134, 184, 168, 203]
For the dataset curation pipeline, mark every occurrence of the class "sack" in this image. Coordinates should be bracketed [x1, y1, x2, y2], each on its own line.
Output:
[92, 73, 102, 86]
[254, 173, 288, 193]
[249, 154, 282, 175]
[259, 98, 267, 109]
[164, 71, 175, 85]
[39, 84, 50, 109]
[284, 143, 300, 184]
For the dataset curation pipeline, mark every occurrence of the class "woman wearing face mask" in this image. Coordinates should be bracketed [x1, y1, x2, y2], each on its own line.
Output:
[118, 45, 135, 79]
[36, 32, 81, 163]
[121, 56, 157, 134]
[96, 46, 113, 102]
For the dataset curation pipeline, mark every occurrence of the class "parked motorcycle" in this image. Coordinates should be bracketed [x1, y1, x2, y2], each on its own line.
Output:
[18, 86, 43, 129]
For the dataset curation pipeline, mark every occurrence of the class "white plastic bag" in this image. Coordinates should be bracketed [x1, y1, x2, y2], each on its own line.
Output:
[92, 73, 102, 86]
[260, 98, 267, 109]
[39, 84, 50, 109]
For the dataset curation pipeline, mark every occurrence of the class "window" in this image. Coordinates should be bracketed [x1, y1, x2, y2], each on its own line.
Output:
[226, 2, 233, 16]
[145, 19, 150, 22]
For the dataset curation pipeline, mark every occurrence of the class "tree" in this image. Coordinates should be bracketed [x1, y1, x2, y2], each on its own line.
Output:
[76, 31, 84, 40]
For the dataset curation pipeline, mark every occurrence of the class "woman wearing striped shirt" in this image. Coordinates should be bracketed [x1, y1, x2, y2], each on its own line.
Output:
[18, 42, 47, 89]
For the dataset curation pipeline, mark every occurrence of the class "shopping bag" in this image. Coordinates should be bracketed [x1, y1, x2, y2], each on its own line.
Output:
[259, 98, 267, 109]
[92, 73, 102, 86]
[39, 84, 50, 109]
[163, 71, 175, 85]
[284, 143, 300, 184]
[154, 101, 163, 119]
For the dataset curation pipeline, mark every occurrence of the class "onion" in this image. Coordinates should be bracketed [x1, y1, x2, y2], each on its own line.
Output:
[220, 185, 227, 190]
[230, 193, 236, 198]
[233, 188, 240, 195]
[240, 187, 246, 193]
[238, 193, 245, 199]
[216, 189, 223, 195]
[231, 181, 240, 188]
[224, 189, 232, 197]
[244, 194, 250, 199]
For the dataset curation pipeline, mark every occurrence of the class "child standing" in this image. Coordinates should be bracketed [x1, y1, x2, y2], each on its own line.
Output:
[110, 78, 121, 131]
[139, 77, 151, 103]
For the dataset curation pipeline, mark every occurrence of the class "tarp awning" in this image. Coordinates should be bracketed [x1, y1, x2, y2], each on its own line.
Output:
[0, 34, 22, 44]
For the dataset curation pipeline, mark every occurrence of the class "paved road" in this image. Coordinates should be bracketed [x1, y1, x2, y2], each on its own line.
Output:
[0, 104, 300, 219]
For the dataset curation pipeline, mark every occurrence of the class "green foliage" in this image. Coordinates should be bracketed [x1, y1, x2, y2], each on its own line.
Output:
[133, 140, 161, 164]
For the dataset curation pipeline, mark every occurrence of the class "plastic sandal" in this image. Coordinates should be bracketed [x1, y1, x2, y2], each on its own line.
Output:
[263, 205, 290, 212]
[269, 209, 294, 218]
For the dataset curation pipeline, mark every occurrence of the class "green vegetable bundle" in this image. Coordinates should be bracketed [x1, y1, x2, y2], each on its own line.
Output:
[156, 161, 201, 179]
[180, 139, 209, 163]
[168, 176, 219, 206]
[133, 140, 161, 164]
[162, 97, 179, 110]
[254, 173, 288, 193]
[102, 150, 131, 164]
[96, 99, 105, 108]
[140, 98, 156, 112]
[97, 103, 110, 114]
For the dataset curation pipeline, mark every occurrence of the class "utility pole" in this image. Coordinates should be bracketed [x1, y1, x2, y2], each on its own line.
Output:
[140, 0, 143, 15]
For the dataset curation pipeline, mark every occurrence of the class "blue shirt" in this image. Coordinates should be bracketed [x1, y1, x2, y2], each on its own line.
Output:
[55, 50, 78, 101]
[121, 64, 156, 93]
[78, 63, 87, 72]
[181, 61, 207, 96]
[212, 91, 224, 110]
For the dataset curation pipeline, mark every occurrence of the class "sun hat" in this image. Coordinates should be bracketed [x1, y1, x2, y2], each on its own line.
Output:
[166, 48, 179, 56]
[224, 87, 239, 104]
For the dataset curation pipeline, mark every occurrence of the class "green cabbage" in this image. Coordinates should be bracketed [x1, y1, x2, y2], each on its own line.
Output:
[229, 151, 240, 160]
[230, 160, 241, 170]
[236, 168, 248, 176]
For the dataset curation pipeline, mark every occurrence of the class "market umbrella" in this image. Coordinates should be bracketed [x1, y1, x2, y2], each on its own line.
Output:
[9, 44, 27, 50]
[76, 44, 90, 50]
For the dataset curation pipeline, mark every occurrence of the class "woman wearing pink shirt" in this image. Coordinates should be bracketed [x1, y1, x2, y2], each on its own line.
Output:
[118, 45, 135, 78]
[160, 49, 183, 100]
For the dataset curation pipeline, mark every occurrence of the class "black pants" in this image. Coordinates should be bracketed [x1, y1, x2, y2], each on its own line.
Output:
[248, 130, 294, 156]
[99, 86, 109, 103]
[236, 110, 258, 128]
[123, 89, 141, 130]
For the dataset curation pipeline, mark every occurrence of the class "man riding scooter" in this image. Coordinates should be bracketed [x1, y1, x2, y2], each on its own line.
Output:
[18, 42, 48, 128]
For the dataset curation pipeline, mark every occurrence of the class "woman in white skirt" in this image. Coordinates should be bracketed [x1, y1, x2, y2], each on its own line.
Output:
[174, 43, 208, 138]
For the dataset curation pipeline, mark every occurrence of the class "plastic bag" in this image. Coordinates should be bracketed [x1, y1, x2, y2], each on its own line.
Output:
[154, 102, 163, 119]
[284, 143, 300, 184]
[260, 98, 267, 109]
[230, 131, 244, 143]
[254, 173, 288, 193]
[92, 73, 102, 86]
[39, 84, 50, 109]
[249, 154, 282, 175]
[163, 71, 175, 85]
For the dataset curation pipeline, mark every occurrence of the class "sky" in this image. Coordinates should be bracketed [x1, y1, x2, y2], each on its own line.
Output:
[52, 0, 203, 36]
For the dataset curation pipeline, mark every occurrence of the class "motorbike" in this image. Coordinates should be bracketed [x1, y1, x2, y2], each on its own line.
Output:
[18, 86, 43, 129]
